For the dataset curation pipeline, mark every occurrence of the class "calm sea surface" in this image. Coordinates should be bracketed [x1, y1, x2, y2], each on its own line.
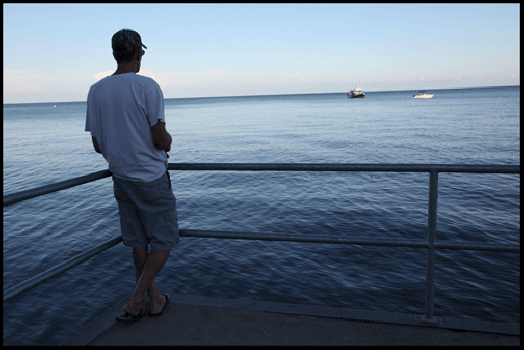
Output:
[3, 86, 520, 345]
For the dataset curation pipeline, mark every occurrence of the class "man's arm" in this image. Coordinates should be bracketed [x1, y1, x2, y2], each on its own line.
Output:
[151, 120, 172, 152]
[92, 136, 102, 154]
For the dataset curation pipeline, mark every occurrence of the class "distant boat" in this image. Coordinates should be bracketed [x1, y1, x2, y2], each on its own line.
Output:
[348, 85, 365, 98]
[413, 91, 434, 99]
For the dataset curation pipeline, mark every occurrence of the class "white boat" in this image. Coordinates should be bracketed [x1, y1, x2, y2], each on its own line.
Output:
[413, 91, 434, 99]
[348, 85, 365, 98]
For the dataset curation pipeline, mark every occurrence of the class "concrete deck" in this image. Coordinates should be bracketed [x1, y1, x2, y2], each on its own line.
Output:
[63, 294, 520, 346]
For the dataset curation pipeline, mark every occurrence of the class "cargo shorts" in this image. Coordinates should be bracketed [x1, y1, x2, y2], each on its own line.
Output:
[113, 170, 179, 251]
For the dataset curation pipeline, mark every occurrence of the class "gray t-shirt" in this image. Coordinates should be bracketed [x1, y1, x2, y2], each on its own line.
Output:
[86, 73, 168, 182]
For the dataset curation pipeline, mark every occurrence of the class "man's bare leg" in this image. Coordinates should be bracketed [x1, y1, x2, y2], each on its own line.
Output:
[124, 248, 170, 315]
[132, 246, 160, 299]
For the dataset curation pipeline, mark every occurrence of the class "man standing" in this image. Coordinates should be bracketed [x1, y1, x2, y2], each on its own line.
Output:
[85, 29, 178, 324]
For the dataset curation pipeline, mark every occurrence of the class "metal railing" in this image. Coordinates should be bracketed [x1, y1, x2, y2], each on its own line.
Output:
[3, 163, 520, 331]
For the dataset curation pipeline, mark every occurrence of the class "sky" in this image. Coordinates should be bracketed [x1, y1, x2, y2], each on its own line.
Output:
[3, 3, 520, 104]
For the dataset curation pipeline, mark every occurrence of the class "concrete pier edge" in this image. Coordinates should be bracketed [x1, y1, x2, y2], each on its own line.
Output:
[63, 293, 519, 345]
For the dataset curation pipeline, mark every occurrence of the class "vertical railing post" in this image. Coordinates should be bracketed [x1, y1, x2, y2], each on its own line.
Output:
[422, 169, 439, 323]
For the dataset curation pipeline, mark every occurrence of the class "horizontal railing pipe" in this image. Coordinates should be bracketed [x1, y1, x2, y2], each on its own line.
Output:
[180, 229, 519, 252]
[3, 169, 112, 207]
[4, 164, 519, 208]
[3, 236, 122, 304]
[179, 229, 430, 248]
[168, 163, 520, 173]
[434, 242, 519, 252]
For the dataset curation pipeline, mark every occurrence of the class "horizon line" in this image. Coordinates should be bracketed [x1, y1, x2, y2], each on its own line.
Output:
[3, 84, 520, 105]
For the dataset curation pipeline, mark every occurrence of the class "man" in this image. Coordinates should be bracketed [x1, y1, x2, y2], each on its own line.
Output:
[85, 29, 178, 324]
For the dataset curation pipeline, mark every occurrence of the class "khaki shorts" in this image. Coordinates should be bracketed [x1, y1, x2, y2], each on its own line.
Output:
[113, 171, 179, 251]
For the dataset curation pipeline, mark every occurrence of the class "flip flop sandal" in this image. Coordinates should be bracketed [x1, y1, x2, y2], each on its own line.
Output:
[115, 307, 146, 324]
[148, 294, 170, 317]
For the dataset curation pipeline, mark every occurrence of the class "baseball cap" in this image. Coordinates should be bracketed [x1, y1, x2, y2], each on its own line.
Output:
[111, 29, 147, 55]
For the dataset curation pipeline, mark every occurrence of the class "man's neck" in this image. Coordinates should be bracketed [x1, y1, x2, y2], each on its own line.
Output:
[113, 63, 137, 76]
[112, 71, 134, 76]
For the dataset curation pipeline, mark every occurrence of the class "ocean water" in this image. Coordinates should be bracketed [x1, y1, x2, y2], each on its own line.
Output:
[3, 86, 520, 345]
